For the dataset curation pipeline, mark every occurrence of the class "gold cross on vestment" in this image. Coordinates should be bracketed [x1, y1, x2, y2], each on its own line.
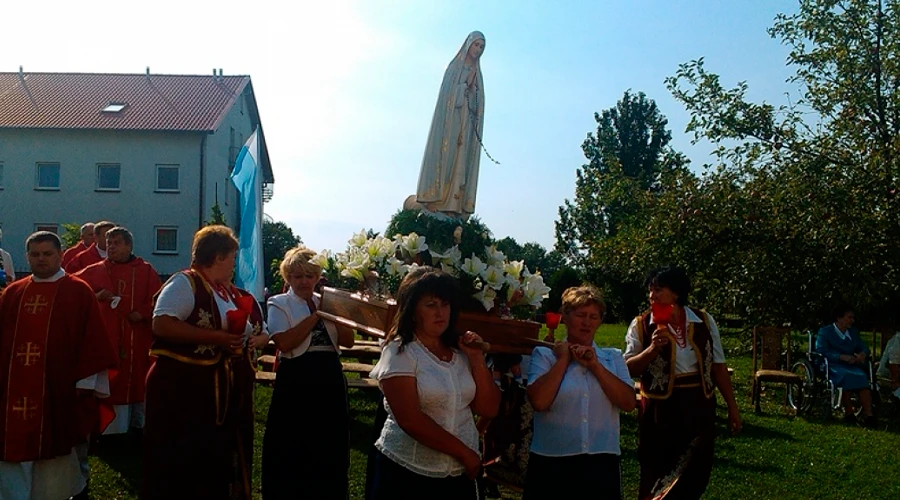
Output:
[23, 295, 49, 315]
[12, 397, 38, 421]
[15, 342, 41, 366]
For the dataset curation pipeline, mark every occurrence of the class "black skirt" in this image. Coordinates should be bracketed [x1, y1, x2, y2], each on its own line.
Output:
[261, 351, 349, 500]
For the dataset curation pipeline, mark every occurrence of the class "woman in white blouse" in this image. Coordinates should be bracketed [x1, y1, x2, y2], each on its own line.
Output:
[624, 265, 740, 500]
[261, 246, 354, 499]
[369, 267, 500, 500]
[524, 286, 635, 499]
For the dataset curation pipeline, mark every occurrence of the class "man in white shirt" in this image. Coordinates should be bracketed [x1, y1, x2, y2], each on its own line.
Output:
[877, 332, 900, 400]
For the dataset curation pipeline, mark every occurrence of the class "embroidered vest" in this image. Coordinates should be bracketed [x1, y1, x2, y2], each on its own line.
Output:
[150, 270, 263, 366]
[636, 307, 715, 400]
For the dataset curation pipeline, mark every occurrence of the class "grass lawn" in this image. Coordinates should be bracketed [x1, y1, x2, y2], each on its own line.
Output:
[89, 324, 900, 499]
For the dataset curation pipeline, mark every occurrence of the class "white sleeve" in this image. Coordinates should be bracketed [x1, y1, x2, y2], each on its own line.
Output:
[609, 348, 633, 384]
[527, 347, 554, 383]
[888, 336, 900, 365]
[2, 250, 13, 281]
[706, 313, 726, 363]
[153, 273, 194, 320]
[370, 340, 416, 381]
[75, 369, 111, 398]
[623, 318, 643, 360]
[266, 300, 293, 336]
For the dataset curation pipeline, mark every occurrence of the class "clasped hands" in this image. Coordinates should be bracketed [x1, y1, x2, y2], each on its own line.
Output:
[552, 341, 596, 367]
[839, 352, 866, 364]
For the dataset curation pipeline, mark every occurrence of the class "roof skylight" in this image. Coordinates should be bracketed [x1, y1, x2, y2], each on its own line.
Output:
[102, 103, 127, 113]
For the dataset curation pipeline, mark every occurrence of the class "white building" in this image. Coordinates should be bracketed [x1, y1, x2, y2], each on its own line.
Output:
[0, 69, 273, 275]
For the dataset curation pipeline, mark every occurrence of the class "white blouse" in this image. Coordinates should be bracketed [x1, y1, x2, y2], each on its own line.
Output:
[624, 307, 725, 374]
[369, 339, 478, 477]
[266, 290, 339, 358]
[153, 273, 261, 341]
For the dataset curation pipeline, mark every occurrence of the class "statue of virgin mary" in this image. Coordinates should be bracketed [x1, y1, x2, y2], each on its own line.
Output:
[414, 31, 486, 220]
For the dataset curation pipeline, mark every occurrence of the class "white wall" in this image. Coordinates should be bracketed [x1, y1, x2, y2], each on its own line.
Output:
[0, 128, 202, 275]
[0, 88, 261, 277]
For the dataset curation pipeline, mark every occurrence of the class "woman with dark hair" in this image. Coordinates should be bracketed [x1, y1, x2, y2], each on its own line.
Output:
[142, 225, 268, 499]
[624, 265, 741, 500]
[815, 304, 875, 426]
[369, 267, 500, 500]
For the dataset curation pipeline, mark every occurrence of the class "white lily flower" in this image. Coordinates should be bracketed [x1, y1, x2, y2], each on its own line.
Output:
[472, 287, 497, 311]
[365, 235, 395, 262]
[348, 229, 368, 248]
[430, 245, 462, 266]
[503, 260, 525, 280]
[460, 255, 487, 277]
[485, 245, 506, 266]
[480, 265, 506, 290]
[522, 274, 552, 307]
[310, 250, 331, 270]
[385, 256, 409, 277]
[506, 278, 522, 302]
[340, 265, 366, 282]
[406, 262, 422, 276]
[440, 262, 458, 277]
[400, 232, 428, 256]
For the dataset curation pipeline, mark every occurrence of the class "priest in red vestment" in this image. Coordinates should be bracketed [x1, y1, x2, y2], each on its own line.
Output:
[61, 222, 95, 268]
[65, 220, 115, 274]
[0, 231, 118, 500]
[75, 226, 162, 435]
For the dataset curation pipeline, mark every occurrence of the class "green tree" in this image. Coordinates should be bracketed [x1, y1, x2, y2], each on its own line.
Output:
[60, 223, 82, 250]
[263, 220, 302, 292]
[555, 91, 690, 320]
[205, 204, 227, 226]
[662, 0, 900, 327]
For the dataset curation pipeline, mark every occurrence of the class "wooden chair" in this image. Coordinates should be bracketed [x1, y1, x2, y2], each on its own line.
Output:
[751, 326, 802, 413]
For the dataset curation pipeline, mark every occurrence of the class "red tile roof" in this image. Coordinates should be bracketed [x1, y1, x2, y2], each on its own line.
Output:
[0, 72, 250, 131]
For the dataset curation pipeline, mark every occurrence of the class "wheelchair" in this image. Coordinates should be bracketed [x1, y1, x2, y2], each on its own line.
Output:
[787, 331, 878, 418]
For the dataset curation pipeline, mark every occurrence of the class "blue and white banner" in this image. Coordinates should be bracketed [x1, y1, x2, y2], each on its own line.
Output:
[230, 127, 265, 301]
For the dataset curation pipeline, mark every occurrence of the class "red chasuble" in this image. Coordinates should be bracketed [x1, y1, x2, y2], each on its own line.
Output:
[64, 243, 103, 274]
[61, 241, 88, 268]
[76, 258, 162, 405]
[0, 274, 118, 462]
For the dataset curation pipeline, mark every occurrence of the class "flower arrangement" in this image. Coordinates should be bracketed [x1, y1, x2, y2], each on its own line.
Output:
[315, 229, 551, 319]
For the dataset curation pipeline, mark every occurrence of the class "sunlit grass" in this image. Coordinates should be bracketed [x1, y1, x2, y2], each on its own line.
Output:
[89, 324, 900, 499]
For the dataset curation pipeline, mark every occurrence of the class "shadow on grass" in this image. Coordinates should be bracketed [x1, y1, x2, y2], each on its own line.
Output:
[92, 434, 143, 494]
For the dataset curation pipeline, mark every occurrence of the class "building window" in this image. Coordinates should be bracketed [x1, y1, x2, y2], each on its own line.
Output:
[34, 223, 59, 234]
[35, 163, 60, 190]
[156, 165, 179, 192]
[154, 226, 178, 254]
[96, 163, 121, 191]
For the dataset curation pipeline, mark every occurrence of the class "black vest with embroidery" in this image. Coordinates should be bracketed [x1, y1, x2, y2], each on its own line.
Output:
[151, 269, 263, 366]
[636, 307, 715, 399]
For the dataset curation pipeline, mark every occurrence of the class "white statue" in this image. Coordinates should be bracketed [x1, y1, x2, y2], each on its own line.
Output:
[413, 31, 486, 220]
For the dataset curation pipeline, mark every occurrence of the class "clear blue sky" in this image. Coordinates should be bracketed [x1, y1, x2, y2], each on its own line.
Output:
[3, 0, 799, 256]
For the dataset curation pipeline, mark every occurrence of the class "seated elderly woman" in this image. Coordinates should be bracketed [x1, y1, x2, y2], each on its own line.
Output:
[369, 267, 500, 500]
[816, 304, 875, 426]
[524, 286, 635, 500]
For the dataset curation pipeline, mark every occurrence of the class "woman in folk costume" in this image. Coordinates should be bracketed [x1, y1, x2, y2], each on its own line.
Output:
[624, 266, 741, 500]
[142, 225, 269, 500]
[415, 31, 486, 219]
[261, 246, 355, 499]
